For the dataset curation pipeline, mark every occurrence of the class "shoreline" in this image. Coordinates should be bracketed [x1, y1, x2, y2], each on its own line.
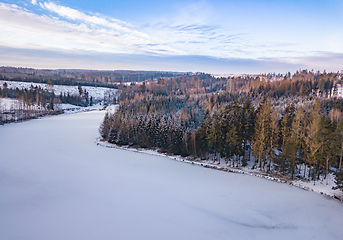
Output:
[96, 139, 343, 202]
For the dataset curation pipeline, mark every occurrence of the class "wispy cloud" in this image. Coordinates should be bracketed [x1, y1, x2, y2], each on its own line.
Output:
[39, 2, 142, 37]
[136, 0, 302, 61]
[0, 2, 183, 56]
[1, 0, 342, 73]
[289, 51, 343, 72]
[0, 45, 302, 74]
[0, 1, 302, 61]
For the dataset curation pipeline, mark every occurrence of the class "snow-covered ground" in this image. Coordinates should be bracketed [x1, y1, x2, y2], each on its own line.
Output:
[0, 98, 25, 109]
[0, 80, 116, 101]
[97, 141, 343, 201]
[0, 111, 343, 240]
[0, 98, 46, 111]
[0, 79, 117, 113]
[0, 97, 105, 113]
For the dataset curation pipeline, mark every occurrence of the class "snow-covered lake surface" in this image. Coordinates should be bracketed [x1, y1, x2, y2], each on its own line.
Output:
[0, 111, 342, 240]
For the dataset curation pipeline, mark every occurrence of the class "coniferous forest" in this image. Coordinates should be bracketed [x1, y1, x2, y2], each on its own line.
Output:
[0, 81, 95, 124]
[100, 70, 343, 191]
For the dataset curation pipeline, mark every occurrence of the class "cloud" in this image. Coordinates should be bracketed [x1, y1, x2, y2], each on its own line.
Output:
[39, 2, 141, 37]
[37, 1, 232, 58]
[0, 1, 342, 74]
[1, 44, 342, 74]
[290, 52, 343, 72]
[0, 45, 302, 74]
[0, 3, 182, 56]
[138, 1, 300, 61]
[0, 1, 303, 61]
[141, 22, 244, 59]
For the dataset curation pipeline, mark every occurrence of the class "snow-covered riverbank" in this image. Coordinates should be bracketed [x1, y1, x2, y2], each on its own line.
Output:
[1, 110, 342, 240]
[97, 140, 343, 201]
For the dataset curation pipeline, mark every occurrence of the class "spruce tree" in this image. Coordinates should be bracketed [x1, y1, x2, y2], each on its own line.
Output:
[317, 117, 337, 183]
[267, 109, 278, 173]
[279, 104, 295, 175]
[226, 124, 239, 167]
[206, 113, 222, 163]
[288, 107, 306, 179]
[242, 98, 255, 163]
[335, 170, 343, 191]
[99, 112, 111, 139]
[253, 100, 270, 170]
[305, 100, 322, 181]
[337, 118, 343, 171]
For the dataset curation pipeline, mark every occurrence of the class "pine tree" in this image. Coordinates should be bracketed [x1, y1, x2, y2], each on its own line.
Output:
[267, 109, 278, 173]
[251, 99, 279, 172]
[280, 104, 295, 145]
[156, 120, 168, 150]
[317, 117, 337, 183]
[221, 102, 243, 165]
[206, 113, 222, 162]
[108, 125, 118, 143]
[195, 112, 210, 158]
[305, 100, 322, 181]
[335, 170, 343, 191]
[253, 99, 271, 170]
[78, 83, 83, 96]
[288, 107, 306, 179]
[337, 118, 343, 171]
[242, 98, 255, 163]
[99, 112, 111, 139]
[226, 123, 239, 166]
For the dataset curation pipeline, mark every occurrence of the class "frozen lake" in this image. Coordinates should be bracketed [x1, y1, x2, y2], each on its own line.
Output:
[0, 111, 342, 240]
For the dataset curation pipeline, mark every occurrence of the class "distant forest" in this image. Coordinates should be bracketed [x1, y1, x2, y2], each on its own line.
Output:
[0, 66, 186, 88]
[0, 81, 94, 124]
[100, 69, 343, 191]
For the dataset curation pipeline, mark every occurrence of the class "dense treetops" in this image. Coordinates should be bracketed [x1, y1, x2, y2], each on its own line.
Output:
[0, 66, 185, 87]
[2, 67, 343, 189]
[100, 69, 343, 190]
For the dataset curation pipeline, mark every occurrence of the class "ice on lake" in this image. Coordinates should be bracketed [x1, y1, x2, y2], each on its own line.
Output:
[0, 111, 342, 240]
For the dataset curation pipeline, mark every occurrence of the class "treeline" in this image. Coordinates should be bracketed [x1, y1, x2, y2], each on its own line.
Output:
[0, 83, 59, 124]
[100, 95, 343, 189]
[249, 70, 340, 98]
[1, 82, 56, 110]
[0, 82, 93, 108]
[117, 70, 342, 105]
[100, 96, 204, 154]
[0, 74, 117, 89]
[0, 66, 185, 86]
[255, 100, 343, 182]
[2, 67, 342, 99]
[59, 84, 94, 107]
[0, 82, 94, 124]
[118, 73, 217, 101]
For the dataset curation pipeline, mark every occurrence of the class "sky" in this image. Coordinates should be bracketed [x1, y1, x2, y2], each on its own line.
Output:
[0, 0, 342, 74]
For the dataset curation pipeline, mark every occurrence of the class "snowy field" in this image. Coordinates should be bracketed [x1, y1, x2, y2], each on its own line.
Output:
[0, 80, 116, 101]
[0, 98, 30, 110]
[0, 111, 343, 240]
[0, 97, 104, 113]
